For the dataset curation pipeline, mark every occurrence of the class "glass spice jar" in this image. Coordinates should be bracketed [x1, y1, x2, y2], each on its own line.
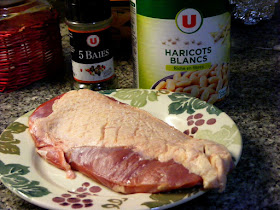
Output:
[65, 0, 118, 91]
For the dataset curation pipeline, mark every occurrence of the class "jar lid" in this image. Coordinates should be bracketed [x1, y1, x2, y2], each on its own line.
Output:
[65, 0, 111, 23]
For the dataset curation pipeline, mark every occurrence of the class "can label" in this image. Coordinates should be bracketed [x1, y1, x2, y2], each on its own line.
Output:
[131, 0, 231, 103]
[69, 27, 114, 83]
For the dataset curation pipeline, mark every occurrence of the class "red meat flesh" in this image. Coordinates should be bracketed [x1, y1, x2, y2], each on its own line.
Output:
[65, 146, 203, 194]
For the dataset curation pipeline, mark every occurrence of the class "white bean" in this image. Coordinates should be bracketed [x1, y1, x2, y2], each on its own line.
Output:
[200, 75, 208, 87]
[166, 79, 176, 91]
[155, 81, 166, 90]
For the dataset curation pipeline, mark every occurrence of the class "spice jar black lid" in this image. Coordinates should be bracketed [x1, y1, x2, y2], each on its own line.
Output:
[65, 0, 111, 23]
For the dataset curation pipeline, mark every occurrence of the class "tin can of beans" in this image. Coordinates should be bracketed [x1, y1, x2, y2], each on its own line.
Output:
[130, 0, 231, 103]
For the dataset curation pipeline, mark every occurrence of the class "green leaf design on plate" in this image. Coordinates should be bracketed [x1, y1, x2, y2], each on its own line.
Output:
[112, 89, 158, 107]
[0, 161, 29, 175]
[195, 124, 241, 147]
[2, 175, 30, 186]
[0, 142, 20, 155]
[102, 198, 128, 209]
[0, 122, 28, 155]
[7, 122, 28, 134]
[0, 161, 50, 197]
[168, 93, 194, 114]
[141, 187, 201, 208]
[0, 130, 20, 155]
[0, 131, 14, 142]
[205, 104, 222, 116]
[168, 93, 222, 116]
[18, 181, 50, 197]
[192, 98, 208, 110]
[147, 92, 158, 102]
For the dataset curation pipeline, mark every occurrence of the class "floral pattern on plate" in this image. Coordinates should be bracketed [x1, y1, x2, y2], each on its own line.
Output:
[0, 89, 242, 209]
[0, 122, 27, 155]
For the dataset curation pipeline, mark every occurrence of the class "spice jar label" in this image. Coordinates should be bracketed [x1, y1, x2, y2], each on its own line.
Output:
[69, 28, 114, 83]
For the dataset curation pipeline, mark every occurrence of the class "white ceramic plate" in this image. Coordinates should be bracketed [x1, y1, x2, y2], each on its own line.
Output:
[0, 89, 242, 209]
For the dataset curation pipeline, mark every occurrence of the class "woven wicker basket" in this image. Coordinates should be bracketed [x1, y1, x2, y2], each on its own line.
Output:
[0, 0, 63, 92]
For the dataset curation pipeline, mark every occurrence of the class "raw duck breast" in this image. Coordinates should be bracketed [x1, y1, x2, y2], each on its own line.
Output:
[29, 89, 233, 193]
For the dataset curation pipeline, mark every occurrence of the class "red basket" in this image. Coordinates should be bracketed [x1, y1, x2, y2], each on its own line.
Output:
[0, 0, 63, 92]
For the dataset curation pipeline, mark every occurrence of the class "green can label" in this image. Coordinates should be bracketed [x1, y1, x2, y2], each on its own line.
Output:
[131, 0, 231, 104]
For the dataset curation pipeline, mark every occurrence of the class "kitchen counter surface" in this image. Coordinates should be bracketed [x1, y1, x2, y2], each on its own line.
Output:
[0, 6, 279, 210]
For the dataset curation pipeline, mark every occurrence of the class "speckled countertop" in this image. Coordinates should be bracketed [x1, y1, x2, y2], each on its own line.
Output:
[0, 4, 280, 210]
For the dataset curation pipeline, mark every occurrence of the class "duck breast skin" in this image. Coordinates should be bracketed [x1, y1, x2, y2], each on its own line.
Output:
[29, 89, 233, 193]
